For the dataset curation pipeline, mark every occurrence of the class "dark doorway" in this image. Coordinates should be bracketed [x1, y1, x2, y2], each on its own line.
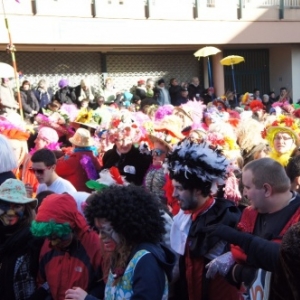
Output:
[222, 49, 270, 96]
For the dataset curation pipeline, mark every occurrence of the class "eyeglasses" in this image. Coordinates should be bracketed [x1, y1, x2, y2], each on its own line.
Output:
[30, 166, 52, 175]
[151, 149, 166, 156]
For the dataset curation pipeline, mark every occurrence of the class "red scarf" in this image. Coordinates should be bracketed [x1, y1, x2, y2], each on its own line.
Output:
[186, 196, 215, 221]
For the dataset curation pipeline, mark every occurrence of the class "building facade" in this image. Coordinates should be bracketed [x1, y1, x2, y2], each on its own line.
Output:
[0, 0, 300, 99]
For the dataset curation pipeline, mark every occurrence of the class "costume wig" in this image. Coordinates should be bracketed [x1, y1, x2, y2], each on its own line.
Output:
[167, 139, 229, 196]
[85, 185, 165, 245]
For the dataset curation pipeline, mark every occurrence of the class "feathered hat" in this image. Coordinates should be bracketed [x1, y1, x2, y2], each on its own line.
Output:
[249, 100, 264, 112]
[168, 139, 229, 187]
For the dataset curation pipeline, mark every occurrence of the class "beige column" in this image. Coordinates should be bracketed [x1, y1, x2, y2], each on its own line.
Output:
[212, 52, 224, 97]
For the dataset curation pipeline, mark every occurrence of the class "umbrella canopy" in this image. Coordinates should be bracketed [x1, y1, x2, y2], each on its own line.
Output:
[194, 46, 221, 59]
[0, 62, 15, 78]
[220, 55, 245, 66]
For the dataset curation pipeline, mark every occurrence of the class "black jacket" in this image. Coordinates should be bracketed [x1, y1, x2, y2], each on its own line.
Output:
[54, 87, 76, 104]
[102, 145, 152, 185]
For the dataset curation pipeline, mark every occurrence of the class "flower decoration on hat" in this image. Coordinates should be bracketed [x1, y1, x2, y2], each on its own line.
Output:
[108, 112, 142, 143]
[74, 109, 93, 124]
[262, 114, 300, 145]
[249, 100, 264, 112]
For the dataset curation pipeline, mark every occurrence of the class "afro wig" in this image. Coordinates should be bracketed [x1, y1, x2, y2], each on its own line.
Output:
[85, 185, 165, 245]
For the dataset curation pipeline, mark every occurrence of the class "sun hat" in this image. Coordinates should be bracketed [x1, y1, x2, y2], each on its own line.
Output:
[0, 179, 37, 209]
[69, 128, 94, 147]
[148, 131, 178, 152]
[154, 115, 185, 140]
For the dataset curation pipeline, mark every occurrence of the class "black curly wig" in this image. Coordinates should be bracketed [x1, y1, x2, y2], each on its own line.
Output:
[85, 185, 166, 245]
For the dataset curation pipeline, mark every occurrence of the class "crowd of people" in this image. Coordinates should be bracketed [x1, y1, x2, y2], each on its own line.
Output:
[0, 74, 300, 300]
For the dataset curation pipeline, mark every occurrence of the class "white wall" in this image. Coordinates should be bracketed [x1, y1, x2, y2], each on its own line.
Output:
[269, 46, 293, 98]
[292, 47, 300, 102]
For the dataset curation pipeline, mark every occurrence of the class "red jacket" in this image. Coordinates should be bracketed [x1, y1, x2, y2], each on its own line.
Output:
[36, 194, 105, 300]
[56, 150, 101, 192]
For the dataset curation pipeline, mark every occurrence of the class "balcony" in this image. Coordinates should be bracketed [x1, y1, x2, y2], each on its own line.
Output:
[0, 0, 299, 20]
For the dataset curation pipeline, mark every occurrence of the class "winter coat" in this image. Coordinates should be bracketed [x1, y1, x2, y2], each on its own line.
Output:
[0, 224, 43, 300]
[169, 85, 181, 106]
[173, 199, 241, 300]
[20, 88, 40, 117]
[86, 243, 176, 300]
[34, 88, 53, 109]
[188, 83, 202, 100]
[54, 87, 76, 104]
[102, 145, 152, 186]
[56, 150, 102, 192]
[33, 194, 105, 300]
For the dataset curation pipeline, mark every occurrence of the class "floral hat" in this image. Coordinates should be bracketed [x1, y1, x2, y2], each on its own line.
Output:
[0, 179, 37, 209]
[108, 111, 143, 143]
[262, 115, 300, 146]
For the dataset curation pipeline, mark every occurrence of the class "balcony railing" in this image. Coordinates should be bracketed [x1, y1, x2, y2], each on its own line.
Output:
[0, 0, 299, 19]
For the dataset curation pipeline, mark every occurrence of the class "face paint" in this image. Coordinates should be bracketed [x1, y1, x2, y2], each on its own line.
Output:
[94, 219, 120, 252]
[48, 233, 73, 251]
[0, 201, 25, 226]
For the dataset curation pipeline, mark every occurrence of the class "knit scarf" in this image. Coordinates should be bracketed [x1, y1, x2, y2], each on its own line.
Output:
[73, 146, 98, 156]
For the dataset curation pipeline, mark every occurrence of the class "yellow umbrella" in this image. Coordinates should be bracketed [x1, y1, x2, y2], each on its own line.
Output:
[194, 46, 221, 87]
[220, 55, 245, 106]
[220, 55, 245, 66]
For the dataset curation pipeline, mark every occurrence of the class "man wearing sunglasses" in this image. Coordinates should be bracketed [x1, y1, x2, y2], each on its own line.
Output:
[31, 148, 76, 195]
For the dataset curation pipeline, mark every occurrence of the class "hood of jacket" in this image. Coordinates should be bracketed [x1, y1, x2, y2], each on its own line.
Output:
[131, 242, 176, 282]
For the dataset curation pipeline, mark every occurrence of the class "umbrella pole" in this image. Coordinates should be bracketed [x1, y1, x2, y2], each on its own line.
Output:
[1, 0, 23, 120]
[207, 56, 213, 87]
[231, 64, 238, 107]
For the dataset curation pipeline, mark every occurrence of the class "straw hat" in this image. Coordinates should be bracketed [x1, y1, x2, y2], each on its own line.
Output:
[148, 131, 178, 152]
[154, 115, 185, 140]
[69, 128, 94, 147]
[0, 179, 37, 209]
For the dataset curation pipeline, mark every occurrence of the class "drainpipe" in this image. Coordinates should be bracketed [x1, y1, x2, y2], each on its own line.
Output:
[238, 0, 243, 19]
[279, 0, 284, 19]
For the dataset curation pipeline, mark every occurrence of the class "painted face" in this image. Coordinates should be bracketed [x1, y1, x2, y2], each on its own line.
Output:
[242, 169, 266, 213]
[151, 142, 168, 166]
[94, 218, 120, 252]
[273, 132, 295, 155]
[172, 179, 198, 211]
[0, 200, 25, 226]
[114, 135, 133, 154]
[31, 162, 54, 185]
[34, 135, 49, 150]
[48, 232, 73, 250]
